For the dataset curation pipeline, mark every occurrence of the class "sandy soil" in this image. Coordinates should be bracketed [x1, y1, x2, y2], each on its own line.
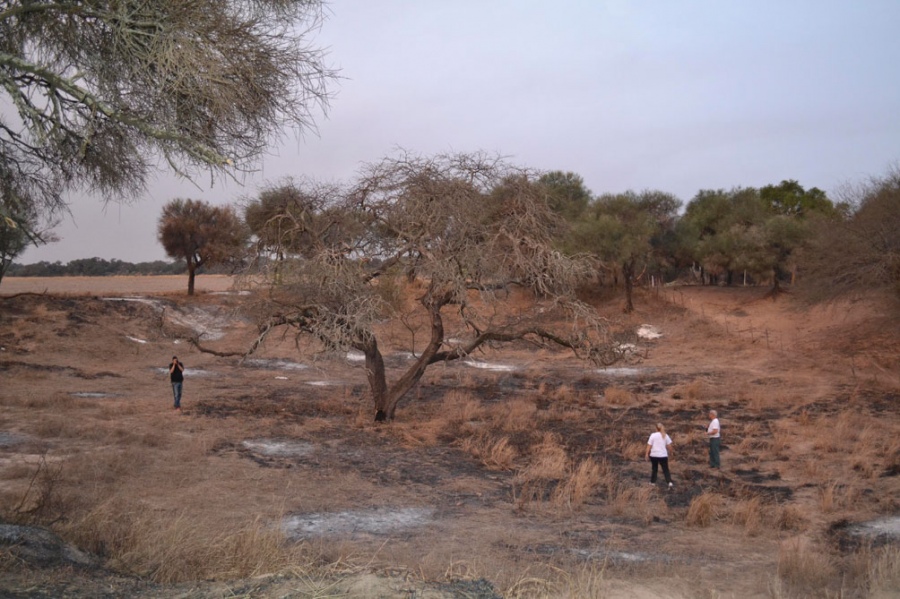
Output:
[0, 281, 898, 598]
[0, 275, 235, 296]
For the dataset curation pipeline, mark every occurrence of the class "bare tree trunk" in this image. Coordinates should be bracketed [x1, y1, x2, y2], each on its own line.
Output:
[361, 336, 390, 421]
[622, 261, 635, 313]
[187, 264, 196, 296]
[372, 293, 449, 421]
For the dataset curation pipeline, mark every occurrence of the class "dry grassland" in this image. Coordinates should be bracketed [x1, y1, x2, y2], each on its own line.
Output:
[0, 278, 898, 598]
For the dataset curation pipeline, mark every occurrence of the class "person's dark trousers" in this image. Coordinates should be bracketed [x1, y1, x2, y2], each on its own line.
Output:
[172, 382, 183, 409]
[650, 457, 672, 484]
[709, 437, 721, 468]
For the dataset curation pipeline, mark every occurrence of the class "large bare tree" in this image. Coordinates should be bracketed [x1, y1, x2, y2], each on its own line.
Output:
[0, 0, 333, 234]
[246, 153, 622, 421]
[800, 168, 900, 305]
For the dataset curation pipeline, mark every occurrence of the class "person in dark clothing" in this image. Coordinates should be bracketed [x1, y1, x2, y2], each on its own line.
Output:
[169, 356, 184, 411]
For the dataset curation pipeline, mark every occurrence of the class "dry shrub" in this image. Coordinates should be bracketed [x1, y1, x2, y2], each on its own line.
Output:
[682, 379, 710, 401]
[731, 496, 763, 535]
[68, 506, 309, 583]
[609, 484, 661, 523]
[549, 384, 579, 405]
[513, 434, 570, 510]
[602, 386, 633, 406]
[867, 545, 900, 597]
[442, 391, 485, 424]
[487, 398, 537, 433]
[820, 481, 858, 514]
[775, 504, 809, 532]
[459, 433, 517, 471]
[685, 492, 724, 527]
[391, 419, 443, 447]
[775, 538, 836, 595]
[550, 458, 602, 510]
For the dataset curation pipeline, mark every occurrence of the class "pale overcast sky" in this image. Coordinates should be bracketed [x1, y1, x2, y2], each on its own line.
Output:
[19, 0, 900, 264]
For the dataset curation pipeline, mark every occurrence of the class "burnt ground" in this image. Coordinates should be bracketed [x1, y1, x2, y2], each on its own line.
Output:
[0, 283, 898, 598]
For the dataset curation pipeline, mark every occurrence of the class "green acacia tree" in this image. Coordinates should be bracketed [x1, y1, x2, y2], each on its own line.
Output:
[158, 199, 249, 295]
[573, 190, 680, 312]
[538, 171, 593, 221]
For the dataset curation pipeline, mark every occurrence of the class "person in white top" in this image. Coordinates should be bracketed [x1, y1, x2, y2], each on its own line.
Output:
[707, 410, 721, 468]
[644, 423, 674, 488]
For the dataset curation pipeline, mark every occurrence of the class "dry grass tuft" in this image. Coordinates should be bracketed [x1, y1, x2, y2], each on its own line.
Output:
[685, 492, 724, 527]
[775, 538, 836, 595]
[442, 391, 485, 425]
[609, 484, 659, 523]
[731, 496, 763, 535]
[681, 379, 711, 401]
[774, 504, 809, 532]
[487, 397, 538, 433]
[602, 386, 633, 406]
[820, 481, 858, 514]
[867, 545, 900, 597]
[550, 458, 603, 510]
[459, 433, 518, 471]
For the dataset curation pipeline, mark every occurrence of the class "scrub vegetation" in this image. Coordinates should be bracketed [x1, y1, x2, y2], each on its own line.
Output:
[0, 280, 898, 598]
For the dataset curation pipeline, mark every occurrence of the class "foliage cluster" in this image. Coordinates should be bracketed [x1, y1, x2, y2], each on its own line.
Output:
[7, 257, 186, 277]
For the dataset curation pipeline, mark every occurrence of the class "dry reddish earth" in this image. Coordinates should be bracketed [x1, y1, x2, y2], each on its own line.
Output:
[0, 278, 898, 598]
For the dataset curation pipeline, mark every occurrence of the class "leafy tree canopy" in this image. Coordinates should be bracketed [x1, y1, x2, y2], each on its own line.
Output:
[158, 198, 248, 295]
[0, 0, 334, 235]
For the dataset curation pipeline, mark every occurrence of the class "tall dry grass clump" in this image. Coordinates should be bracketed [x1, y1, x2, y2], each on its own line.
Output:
[550, 458, 603, 510]
[602, 386, 633, 406]
[64, 505, 311, 584]
[487, 397, 538, 434]
[512, 434, 606, 511]
[442, 390, 485, 425]
[459, 432, 518, 471]
[867, 545, 900, 598]
[775, 538, 836, 596]
[609, 484, 662, 524]
[774, 504, 809, 532]
[730, 496, 763, 535]
[685, 492, 723, 527]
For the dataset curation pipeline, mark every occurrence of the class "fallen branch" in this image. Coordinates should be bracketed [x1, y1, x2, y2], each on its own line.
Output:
[189, 337, 245, 358]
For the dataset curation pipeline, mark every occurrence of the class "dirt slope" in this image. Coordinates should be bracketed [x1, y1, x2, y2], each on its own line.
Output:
[0, 281, 898, 598]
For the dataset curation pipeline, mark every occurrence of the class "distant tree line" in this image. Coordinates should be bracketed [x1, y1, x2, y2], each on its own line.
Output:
[7, 258, 187, 277]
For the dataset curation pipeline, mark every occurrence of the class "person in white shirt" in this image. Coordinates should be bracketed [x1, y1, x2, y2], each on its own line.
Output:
[707, 410, 721, 468]
[644, 423, 674, 488]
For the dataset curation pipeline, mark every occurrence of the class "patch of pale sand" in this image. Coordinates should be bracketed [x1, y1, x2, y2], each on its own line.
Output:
[0, 275, 235, 296]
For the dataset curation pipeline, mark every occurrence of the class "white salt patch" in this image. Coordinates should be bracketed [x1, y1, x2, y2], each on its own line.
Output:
[306, 380, 342, 387]
[596, 368, 643, 377]
[274, 376, 289, 380]
[70, 392, 118, 398]
[282, 507, 434, 538]
[103, 297, 227, 340]
[850, 516, 900, 538]
[154, 367, 214, 377]
[242, 440, 314, 458]
[637, 325, 662, 340]
[244, 359, 307, 371]
[210, 290, 251, 296]
[465, 360, 517, 372]
[572, 548, 652, 563]
[126, 336, 148, 344]
[346, 351, 365, 362]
